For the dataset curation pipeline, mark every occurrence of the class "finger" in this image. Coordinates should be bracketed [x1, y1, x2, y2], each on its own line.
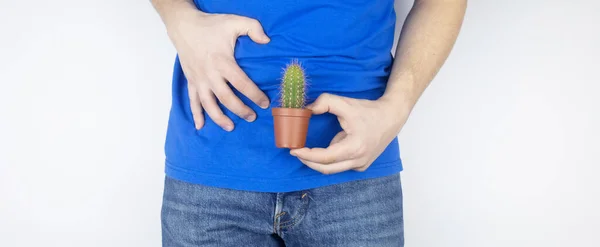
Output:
[306, 93, 350, 116]
[211, 78, 257, 122]
[199, 91, 235, 131]
[353, 163, 371, 172]
[188, 86, 204, 130]
[232, 16, 270, 44]
[299, 158, 357, 175]
[290, 134, 356, 164]
[221, 60, 270, 109]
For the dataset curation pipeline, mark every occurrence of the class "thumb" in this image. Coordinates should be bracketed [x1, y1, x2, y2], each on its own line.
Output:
[234, 16, 270, 44]
[307, 93, 347, 116]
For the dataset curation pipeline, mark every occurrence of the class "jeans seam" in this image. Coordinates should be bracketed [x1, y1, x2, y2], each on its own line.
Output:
[273, 193, 284, 235]
[279, 192, 309, 229]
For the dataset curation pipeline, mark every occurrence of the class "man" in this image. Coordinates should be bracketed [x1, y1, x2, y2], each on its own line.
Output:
[151, 0, 466, 246]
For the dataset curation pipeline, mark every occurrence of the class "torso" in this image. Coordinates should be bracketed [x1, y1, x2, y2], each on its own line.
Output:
[164, 0, 403, 192]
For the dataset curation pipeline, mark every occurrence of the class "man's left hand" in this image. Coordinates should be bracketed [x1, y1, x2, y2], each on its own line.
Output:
[290, 93, 409, 175]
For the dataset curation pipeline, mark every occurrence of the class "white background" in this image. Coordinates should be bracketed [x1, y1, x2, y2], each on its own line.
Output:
[1, 0, 598, 246]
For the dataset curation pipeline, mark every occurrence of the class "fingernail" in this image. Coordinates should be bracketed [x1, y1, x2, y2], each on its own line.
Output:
[290, 151, 297, 156]
[259, 100, 270, 109]
[224, 124, 234, 132]
[195, 125, 200, 130]
[244, 114, 256, 122]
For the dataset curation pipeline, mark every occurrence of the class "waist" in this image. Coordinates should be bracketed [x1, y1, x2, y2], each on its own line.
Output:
[236, 56, 394, 94]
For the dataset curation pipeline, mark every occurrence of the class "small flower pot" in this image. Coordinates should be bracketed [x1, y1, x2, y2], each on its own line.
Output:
[272, 107, 312, 149]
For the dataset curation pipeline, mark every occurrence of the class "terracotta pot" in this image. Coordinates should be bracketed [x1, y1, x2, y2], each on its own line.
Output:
[272, 108, 312, 149]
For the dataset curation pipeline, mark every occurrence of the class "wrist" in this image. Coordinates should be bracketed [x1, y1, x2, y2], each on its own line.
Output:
[153, 0, 204, 30]
[379, 72, 421, 123]
[379, 90, 414, 116]
[375, 96, 412, 135]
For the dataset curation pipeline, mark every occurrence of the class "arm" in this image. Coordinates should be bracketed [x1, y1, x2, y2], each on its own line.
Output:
[151, 0, 271, 131]
[291, 0, 467, 174]
[381, 0, 468, 122]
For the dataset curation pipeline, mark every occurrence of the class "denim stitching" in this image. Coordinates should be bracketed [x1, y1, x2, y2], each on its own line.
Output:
[279, 192, 309, 229]
[273, 211, 286, 234]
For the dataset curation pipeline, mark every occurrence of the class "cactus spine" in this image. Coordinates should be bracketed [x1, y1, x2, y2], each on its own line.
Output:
[280, 60, 306, 108]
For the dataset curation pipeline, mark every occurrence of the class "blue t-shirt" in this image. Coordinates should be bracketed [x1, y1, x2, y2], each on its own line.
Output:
[164, 0, 403, 192]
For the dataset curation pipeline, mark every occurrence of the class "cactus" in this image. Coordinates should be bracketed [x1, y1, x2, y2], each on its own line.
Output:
[280, 60, 307, 108]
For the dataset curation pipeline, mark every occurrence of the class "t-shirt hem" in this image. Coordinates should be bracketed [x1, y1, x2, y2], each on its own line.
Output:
[164, 160, 403, 193]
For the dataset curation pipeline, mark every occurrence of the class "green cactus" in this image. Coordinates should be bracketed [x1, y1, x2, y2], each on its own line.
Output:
[280, 60, 307, 108]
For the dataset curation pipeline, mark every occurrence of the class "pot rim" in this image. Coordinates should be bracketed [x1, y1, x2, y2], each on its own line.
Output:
[272, 107, 312, 117]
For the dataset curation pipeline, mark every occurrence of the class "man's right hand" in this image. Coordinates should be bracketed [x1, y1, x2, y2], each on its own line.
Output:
[155, 1, 271, 131]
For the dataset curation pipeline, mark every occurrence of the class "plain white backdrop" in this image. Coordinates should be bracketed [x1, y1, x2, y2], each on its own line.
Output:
[1, 0, 598, 246]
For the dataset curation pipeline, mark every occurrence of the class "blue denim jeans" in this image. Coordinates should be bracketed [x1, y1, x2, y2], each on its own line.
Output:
[161, 174, 404, 246]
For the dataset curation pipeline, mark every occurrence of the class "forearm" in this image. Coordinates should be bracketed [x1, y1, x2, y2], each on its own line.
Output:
[381, 0, 467, 115]
[151, 0, 202, 28]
